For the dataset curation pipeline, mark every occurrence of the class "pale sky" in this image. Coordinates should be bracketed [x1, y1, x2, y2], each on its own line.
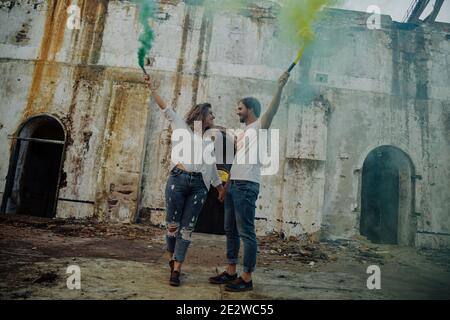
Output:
[333, 0, 450, 23]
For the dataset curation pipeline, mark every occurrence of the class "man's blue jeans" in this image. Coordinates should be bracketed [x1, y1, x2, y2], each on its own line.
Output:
[165, 167, 208, 263]
[224, 180, 260, 273]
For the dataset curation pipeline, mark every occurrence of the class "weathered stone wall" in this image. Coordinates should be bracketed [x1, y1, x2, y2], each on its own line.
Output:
[0, 0, 151, 222]
[0, 1, 448, 248]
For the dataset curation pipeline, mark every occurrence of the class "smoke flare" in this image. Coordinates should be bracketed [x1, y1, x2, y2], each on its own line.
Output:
[279, 0, 336, 69]
[135, 0, 156, 69]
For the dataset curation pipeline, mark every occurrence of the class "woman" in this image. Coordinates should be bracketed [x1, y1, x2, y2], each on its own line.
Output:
[144, 74, 225, 287]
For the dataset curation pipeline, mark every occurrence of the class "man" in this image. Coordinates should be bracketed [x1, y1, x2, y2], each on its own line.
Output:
[209, 71, 290, 292]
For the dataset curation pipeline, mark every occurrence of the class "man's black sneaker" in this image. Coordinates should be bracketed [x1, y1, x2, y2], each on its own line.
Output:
[209, 271, 238, 284]
[224, 277, 253, 292]
[169, 271, 180, 287]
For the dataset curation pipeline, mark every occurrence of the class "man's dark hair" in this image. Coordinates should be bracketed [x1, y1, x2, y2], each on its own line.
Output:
[240, 97, 261, 118]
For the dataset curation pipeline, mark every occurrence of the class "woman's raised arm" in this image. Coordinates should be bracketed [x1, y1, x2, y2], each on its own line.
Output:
[144, 74, 167, 110]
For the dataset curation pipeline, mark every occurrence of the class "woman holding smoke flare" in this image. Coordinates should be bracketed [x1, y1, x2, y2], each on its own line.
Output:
[143, 74, 226, 287]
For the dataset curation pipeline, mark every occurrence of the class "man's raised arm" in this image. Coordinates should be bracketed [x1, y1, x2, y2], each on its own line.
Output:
[260, 71, 290, 130]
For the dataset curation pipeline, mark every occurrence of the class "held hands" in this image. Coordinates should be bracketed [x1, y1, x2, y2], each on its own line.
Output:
[217, 185, 226, 203]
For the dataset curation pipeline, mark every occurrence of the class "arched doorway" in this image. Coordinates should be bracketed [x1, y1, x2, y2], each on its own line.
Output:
[195, 128, 234, 235]
[360, 146, 416, 246]
[1, 115, 66, 218]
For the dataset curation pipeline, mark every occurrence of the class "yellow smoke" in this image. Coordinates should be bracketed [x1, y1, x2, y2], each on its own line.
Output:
[279, 0, 336, 64]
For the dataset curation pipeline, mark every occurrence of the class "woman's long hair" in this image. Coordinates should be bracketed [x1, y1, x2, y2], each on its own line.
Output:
[184, 103, 212, 132]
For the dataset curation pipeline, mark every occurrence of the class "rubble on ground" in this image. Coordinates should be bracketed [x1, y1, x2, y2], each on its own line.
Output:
[0, 215, 161, 240]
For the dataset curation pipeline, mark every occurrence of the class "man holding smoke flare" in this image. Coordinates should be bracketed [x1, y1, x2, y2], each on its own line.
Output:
[209, 71, 290, 292]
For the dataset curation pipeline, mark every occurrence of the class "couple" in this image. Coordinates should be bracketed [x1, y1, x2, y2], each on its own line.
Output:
[144, 70, 290, 291]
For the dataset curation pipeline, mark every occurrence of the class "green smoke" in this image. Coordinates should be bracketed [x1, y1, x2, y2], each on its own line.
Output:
[135, 0, 156, 68]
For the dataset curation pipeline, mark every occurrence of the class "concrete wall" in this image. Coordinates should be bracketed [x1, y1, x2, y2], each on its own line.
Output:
[313, 11, 450, 248]
[0, 1, 449, 248]
[0, 0, 151, 222]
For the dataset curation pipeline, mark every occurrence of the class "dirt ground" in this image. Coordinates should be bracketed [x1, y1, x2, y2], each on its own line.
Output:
[0, 214, 449, 300]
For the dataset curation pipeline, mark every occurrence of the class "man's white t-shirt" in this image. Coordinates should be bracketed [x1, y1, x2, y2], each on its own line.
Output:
[230, 120, 261, 184]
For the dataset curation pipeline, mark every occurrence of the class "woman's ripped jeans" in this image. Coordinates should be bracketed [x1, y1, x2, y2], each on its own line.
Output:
[165, 167, 208, 262]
